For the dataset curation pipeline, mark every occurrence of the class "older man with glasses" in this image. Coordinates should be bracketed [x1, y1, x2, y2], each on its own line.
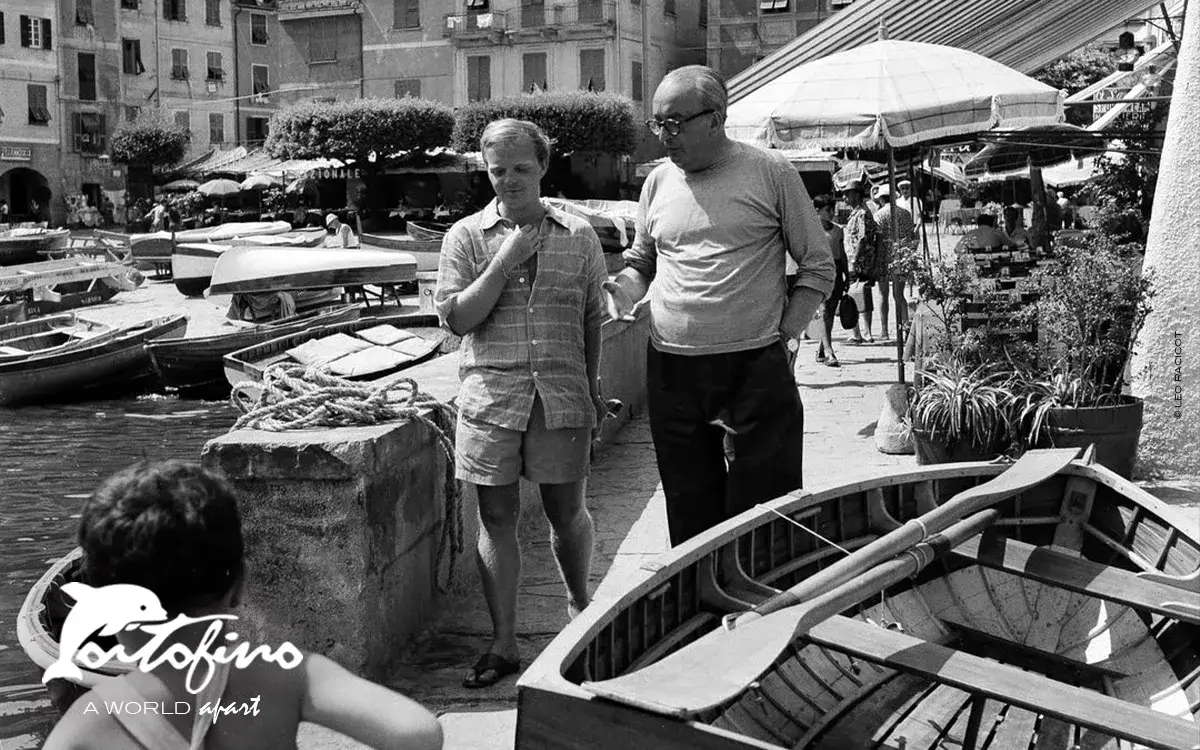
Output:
[605, 65, 835, 546]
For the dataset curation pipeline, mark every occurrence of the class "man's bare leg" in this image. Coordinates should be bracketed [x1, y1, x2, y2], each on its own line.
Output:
[539, 480, 595, 618]
[476, 483, 522, 662]
[878, 277, 891, 336]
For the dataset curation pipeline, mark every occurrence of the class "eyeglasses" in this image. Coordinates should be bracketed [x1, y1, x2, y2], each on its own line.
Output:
[645, 109, 716, 137]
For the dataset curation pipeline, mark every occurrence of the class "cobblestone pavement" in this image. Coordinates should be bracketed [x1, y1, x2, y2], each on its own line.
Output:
[299, 334, 1200, 750]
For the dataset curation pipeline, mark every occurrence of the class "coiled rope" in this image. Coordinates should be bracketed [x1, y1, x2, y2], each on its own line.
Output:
[230, 363, 463, 594]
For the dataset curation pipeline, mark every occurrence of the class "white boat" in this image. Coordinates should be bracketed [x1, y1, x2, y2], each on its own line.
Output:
[171, 243, 229, 297]
[208, 246, 417, 295]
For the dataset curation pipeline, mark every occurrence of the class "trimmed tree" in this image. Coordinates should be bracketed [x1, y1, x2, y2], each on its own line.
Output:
[1034, 44, 1120, 126]
[452, 91, 640, 198]
[109, 111, 192, 203]
[265, 97, 455, 227]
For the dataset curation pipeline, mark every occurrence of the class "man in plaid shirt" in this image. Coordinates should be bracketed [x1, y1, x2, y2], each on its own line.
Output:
[435, 119, 609, 689]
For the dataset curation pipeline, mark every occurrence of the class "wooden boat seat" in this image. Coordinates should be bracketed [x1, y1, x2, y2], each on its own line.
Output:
[803, 615, 1199, 750]
[952, 534, 1200, 624]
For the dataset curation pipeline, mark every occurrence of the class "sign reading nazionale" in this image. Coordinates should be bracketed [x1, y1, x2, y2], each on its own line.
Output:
[0, 146, 33, 162]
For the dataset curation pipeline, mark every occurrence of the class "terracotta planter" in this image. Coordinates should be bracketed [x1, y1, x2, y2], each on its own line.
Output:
[1035, 396, 1144, 479]
[911, 426, 1005, 465]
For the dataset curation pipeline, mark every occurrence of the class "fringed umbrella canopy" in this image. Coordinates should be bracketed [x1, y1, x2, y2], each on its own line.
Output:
[240, 174, 282, 191]
[197, 178, 243, 197]
[725, 39, 1064, 150]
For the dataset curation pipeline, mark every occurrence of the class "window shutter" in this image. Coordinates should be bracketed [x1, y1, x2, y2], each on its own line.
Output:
[1, 13, 6, 45]
[42, 18, 52, 49]
[20, 16, 30, 47]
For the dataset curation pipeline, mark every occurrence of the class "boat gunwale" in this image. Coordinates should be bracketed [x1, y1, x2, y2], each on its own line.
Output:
[147, 305, 361, 353]
[516, 459, 1200, 704]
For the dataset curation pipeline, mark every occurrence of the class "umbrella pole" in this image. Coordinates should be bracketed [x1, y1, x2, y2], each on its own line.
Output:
[888, 147, 904, 384]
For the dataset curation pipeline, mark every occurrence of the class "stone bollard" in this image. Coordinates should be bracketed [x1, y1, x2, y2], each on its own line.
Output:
[201, 416, 474, 681]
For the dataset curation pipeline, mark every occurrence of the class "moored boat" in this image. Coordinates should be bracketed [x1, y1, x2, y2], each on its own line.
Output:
[515, 449, 1200, 750]
[359, 233, 442, 273]
[0, 258, 144, 318]
[405, 220, 451, 242]
[171, 242, 229, 297]
[207, 246, 417, 295]
[0, 227, 71, 266]
[223, 313, 447, 397]
[0, 314, 188, 406]
[148, 304, 361, 396]
[0, 314, 114, 360]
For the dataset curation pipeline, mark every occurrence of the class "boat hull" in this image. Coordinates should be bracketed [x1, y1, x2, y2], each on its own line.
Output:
[148, 305, 361, 395]
[405, 220, 450, 242]
[0, 314, 114, 360]
[23, 278, 122, 318]
[359, 234, 442, 273]
[223, 312, 447, 395]
[171, 243, 228, 297]
[515, 460, 1200, 750]
[0, 314, 189, 406]
[0, 228, 71, 266]
[208, 246, 418, 295]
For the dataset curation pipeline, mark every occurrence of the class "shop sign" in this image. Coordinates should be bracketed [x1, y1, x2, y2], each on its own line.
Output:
[307, 167, 363, 180]
[1, 146, 33, 162]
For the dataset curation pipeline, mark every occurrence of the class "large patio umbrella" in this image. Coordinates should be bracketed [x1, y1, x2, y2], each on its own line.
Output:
[725, 34, 1064, 383]
[240, 174, 282, 191]
[197, 178, 242, 198]
[162, 178, 199, 191]
[963, 124, 1106, 179]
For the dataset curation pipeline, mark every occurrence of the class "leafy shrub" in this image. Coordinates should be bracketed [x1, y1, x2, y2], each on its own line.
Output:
[452, 91, 639, 156]
[265, 98, 455, 164]
[110, 112, 191, 168]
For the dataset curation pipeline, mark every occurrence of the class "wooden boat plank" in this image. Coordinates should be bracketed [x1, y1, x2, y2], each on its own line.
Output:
[810, 672, 934, 749]
[802, 615, 1198, 750]
[982, 705, 1040, 750]
[1021, 578, 1075, 653]
[881, 682, 973, 750]
[516, 686, 782, 750]
[951, 535, 1200, 624]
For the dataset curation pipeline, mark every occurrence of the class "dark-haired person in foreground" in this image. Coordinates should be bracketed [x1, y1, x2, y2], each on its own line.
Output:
[604, 65, 835, 546]
[43, 459, 443, 750]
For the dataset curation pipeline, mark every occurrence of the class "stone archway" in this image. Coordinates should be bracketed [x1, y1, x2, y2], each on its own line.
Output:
[1, 166, 51, 223]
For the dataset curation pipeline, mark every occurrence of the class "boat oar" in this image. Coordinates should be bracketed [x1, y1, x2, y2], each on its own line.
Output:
[583, 509, 1001, 716]
[739, 448, 1079, 627]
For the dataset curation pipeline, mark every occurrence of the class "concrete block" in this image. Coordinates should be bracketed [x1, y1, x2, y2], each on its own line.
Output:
[201, 417, 471, 680]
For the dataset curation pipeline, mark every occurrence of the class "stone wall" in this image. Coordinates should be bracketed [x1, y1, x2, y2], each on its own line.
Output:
[201, 304, 651, 676]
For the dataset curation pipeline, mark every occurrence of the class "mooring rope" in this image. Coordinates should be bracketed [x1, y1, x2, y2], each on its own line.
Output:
[230, 363, 464, 594]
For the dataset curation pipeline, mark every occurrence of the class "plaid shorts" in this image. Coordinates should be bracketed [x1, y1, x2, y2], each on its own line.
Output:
[454, 394, 591, 486]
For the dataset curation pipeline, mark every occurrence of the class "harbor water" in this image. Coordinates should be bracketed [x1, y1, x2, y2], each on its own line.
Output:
[0, 395, 238, 748]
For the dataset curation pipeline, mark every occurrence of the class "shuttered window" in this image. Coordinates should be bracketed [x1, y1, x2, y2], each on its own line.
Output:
[207, 51, 223, 80]
[209, 113, 225, 144]
[20, 16, 53, 49]
[171, 49, 189, 79]
[579, 49, 605, 91]
[28, 85, 51, 124]
[393, 0, 419, 28]
[123, 39, 145, 75]
[523, 53, 547, 93]
[467, 56, 491, 102]
[78, 53, 97, 101]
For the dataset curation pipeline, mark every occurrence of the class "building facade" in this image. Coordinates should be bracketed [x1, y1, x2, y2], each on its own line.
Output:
[357, 0, 705, 110]
[0, 0, 61, 222]
[705, 0, 854, 80]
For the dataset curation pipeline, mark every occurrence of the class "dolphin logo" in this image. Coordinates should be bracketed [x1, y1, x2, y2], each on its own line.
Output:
[42, 582, 168, 684]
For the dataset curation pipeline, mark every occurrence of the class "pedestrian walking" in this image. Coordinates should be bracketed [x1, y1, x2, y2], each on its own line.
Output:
[604, 65, 835, 546]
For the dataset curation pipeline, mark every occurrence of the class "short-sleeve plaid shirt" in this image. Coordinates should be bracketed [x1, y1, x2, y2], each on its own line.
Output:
[434, 199, 608, 431]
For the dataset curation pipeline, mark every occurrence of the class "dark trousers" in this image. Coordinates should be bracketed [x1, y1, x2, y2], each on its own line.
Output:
[647, 340, 805, 547]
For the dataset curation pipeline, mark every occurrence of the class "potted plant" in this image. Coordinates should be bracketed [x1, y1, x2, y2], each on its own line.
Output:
[1009, 230, 1153, 477]
[908, 359, 1017, 464]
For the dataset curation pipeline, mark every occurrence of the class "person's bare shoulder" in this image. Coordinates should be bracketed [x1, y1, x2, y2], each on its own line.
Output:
[42, 690, 138, 750]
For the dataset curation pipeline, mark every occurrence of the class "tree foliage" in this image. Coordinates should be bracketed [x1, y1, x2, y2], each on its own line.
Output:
[264, 98, 455, 165]
[1034, 44, 1121, 95]
[452, 91, 639, 156]
[109, 112, 191, 168]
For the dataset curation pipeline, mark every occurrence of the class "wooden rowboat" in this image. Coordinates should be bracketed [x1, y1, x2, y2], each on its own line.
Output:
[147, 304, 361, 396]
[171, 242, 228, 297]
[0, 314, 188, 406]
[516, 449, 1200, 750]
[0, 314, 113, 360]
[207, 246, 417, 295]
[0, 227, 71, 266]
[406, 220, 451, 242]
[359, 233, 442, 273]
[223, 313, 447, 397]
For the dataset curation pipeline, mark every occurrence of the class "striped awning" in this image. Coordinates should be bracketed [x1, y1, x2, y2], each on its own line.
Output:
[728, 0, 1163, 105]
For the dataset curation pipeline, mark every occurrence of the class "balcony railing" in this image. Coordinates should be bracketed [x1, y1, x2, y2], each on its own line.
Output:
[517, 2, 614, 30]
[443, 10, 509, 38]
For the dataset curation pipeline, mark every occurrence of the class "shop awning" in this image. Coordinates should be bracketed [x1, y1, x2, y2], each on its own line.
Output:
[635, 147, 835, 180]
[728, 0, 1166, 105]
